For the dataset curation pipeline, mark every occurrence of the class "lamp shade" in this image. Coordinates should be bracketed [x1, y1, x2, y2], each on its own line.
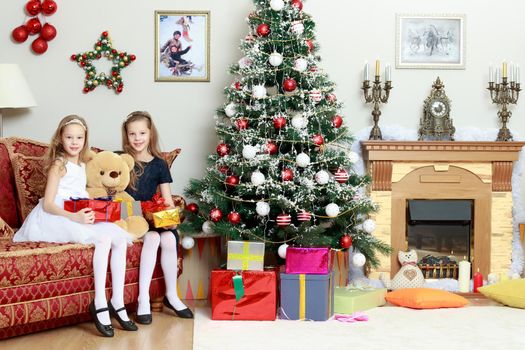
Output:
[0, 64, 37, 108]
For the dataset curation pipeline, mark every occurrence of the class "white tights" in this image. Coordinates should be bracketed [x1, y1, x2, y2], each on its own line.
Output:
[137, 231, 187, 315]
[93, 234, 130, 325]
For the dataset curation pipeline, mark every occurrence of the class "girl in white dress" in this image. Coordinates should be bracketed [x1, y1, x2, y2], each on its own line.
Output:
[13, 115, 138, 337]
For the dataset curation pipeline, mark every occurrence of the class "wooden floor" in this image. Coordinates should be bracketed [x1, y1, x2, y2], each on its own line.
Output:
[0, 300, 204, 350]
[1, 297, 501, 349]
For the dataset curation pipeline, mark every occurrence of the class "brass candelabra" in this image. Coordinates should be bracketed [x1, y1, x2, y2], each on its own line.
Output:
[362, 76, 393, 140]
[488, 77, 521, 141]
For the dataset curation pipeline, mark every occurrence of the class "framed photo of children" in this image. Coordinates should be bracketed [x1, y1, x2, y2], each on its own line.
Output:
[154, 11, 210, 82]
[396, 14, 466, 70]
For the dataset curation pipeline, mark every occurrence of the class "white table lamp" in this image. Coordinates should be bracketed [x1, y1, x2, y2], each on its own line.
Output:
[0, 64, 37, 137]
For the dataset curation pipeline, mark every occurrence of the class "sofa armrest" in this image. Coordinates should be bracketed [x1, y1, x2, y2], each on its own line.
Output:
[0, 216, 14, 238]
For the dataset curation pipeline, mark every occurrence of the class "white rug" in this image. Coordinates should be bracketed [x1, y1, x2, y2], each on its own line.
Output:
[193, 306, 525, 350]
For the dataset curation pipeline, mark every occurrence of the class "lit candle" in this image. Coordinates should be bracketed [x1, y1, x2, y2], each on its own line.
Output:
[364, 61, 369, 81]
[458, 257, 471, 293]
[375, 59, 380, 77]
[489, 64, 494, 83]
[509, 62, 514, 82]
[473, 269, 483, 293]
[495, 68, 501, 84]
[502, 61, 507, 78]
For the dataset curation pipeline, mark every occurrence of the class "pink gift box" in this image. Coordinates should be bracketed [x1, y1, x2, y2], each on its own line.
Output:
[285, 247, 334, 274]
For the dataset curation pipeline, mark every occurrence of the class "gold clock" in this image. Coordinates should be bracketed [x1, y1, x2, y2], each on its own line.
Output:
[418, 77, 455, 141]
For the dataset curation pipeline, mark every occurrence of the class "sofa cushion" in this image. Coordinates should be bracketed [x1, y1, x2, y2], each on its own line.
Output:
[0, 140, 20, 230]
[11, 155, 47, 221]
[0, 218, 13, 239]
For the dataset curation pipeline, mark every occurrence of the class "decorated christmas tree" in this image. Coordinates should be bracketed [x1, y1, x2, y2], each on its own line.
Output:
[180, 0, 390, 268]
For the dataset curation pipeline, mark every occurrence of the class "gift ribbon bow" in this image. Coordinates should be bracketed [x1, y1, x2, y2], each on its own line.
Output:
[227, 241, 264, 270]
[334, 312, 369, 323]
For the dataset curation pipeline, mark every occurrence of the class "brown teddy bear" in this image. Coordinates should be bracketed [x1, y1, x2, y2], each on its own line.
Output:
[85, 150, 149, 239]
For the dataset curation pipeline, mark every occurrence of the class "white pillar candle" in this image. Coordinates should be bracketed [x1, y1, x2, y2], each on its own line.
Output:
[364, 61, 369, 81]
[458, 258, 471, 293]
[489, 65, 494, 82]
[496, 68, 501, 84]
[509, 63, 514, 82]
[517, 65, 520, 83]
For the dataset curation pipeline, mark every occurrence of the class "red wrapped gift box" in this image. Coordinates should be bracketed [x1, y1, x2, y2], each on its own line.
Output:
[64, 198, 120, 223]
[210, 269, 277, 321]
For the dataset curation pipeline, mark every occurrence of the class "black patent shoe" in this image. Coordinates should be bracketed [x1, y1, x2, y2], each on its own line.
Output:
[163, 296, 194, 319]
[108, 301, 138, 331]
[89, 301, 114, 337]
[136, 313, 152, 325]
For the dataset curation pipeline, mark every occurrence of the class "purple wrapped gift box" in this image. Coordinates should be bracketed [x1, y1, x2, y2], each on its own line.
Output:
[285, 247, 334, 274]
[280, 271, 334, 321]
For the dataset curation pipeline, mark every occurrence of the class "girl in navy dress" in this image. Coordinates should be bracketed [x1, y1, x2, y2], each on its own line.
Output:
[122, 111, 193, 324]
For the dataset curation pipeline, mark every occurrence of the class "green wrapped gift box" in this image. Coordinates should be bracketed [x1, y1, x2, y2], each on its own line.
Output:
[334, 287, 387, 314]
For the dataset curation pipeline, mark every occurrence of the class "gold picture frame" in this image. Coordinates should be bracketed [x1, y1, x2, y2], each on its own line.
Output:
[154, 10, 210, 82]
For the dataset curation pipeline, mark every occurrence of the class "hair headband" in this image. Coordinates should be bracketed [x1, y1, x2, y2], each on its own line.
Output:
[64, 118, 86, 130]
[125, 111, 151, 121]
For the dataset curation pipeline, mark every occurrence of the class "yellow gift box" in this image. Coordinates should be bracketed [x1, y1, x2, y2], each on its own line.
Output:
[152, 208, 180, 228]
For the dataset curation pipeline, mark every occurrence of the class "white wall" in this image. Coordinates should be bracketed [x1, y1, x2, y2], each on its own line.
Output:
[1, 0, 524, 207]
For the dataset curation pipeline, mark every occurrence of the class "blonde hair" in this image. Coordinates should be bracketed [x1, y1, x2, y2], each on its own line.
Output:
[46, 115, 89, 172]
[121, 111, 165, 190]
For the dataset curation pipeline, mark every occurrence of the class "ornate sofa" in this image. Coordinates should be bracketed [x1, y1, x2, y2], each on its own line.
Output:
[0, 137, 182, 339]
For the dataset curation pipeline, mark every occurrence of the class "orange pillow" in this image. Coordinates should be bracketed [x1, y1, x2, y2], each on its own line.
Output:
[386, 288, 469, 309]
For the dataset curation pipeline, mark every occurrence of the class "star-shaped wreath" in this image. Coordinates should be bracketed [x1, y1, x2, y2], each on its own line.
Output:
[70, 31, 136, 94]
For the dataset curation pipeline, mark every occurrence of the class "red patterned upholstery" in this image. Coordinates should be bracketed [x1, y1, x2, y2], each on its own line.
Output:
[0, 141, 20, 230]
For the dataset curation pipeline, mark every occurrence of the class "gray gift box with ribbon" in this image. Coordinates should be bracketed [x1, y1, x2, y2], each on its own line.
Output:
[119, 200, 142, 219]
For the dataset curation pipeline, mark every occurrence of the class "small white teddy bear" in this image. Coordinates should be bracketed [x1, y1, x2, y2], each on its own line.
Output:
[380, 250, 425, 290]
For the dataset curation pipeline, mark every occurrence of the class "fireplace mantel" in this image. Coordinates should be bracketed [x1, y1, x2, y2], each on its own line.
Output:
[361, 141, 525, 278]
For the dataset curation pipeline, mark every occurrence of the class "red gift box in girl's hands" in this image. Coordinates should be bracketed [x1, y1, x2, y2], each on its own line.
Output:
[64, 198, 121, 223]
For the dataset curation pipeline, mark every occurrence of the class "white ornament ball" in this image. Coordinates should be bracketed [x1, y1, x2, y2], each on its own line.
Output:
[270, 0, 285, 11]
[348, 151, 359, 163]
[352, 252, 366, 267]
[242, 145, 258, 160]
[315, 170, 330, 185]
[202, 220, 215, 234]
[325, 203, 340, 217]
[291, 114, 308, 129]
[362, 219, 376, 233]
[268, 52, 283, 67]
[252, 85, 267, 99]
[251, 170, 266, 186]
[181, 236, 195, 250]
[293, 58, 308, 72]
[278, 243, 289, 259]
[256, 201, 271, 216]
[296, 153, 310, 167]
[291, 22, 304, 35]
[225, 103, 236, 117]
[238, 56, 252, 68]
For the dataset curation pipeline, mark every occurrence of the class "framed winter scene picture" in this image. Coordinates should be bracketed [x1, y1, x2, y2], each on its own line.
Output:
[155, 10, 210, 82]
[396, 14, 466, 69]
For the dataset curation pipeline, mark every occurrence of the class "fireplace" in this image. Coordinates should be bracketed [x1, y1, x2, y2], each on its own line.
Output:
[361, 141, 525, 278]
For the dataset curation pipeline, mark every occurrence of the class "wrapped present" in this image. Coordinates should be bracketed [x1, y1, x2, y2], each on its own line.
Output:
[64, 197, 120, 223]
[210, 269, 277, 320]
[334, 287, 387, 314]
[226, 241, 265, 271]
[152, 208, 180, 228]
[333, 249, 350, 287]
[285, 247, 334, 274]
[280, 271, 334, 321]
[115, 199, 142, 219]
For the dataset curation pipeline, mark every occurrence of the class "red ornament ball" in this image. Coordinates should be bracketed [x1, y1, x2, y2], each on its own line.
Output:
[130, 54, 137, 61]
[225, 175, 240, 186]
[281, 168, 294, 182]
[297, 210, 312, 222]
[25, 1, 41, 16]
[291, 0, 303, 11]
[256, 23, 270, 37]
[210, 208, 223, 223]
[305, 40, 314, 52]
[116, 86, 123, 93]
[12, 26, 29, 43]
[216, 143, 230, 157]
[327, 94, 337, 103]
[83, 87, 90, 93]
[26, 17, 42, 35]
[218, 166, 230, 174]
[41, 0, 58, 15]
[265, 141, 278, 155]
[185, 203, 199, 214]
[340, 235, 353, 249]
[31, 37, 48, 54]
[273, 116, 287, 129]
[227, 211, 241, 225]
[40, 23, 57, 41]
[236, 118, 249, 130]
[334, 168, 349, 183]
[102, 31, 109, 37]
[332, 115, 343, 128]
[234, 81, 242, 90]
[312, 134, 324, 146]
[276, 213, 292, 227]
[283, 78, 297, 92]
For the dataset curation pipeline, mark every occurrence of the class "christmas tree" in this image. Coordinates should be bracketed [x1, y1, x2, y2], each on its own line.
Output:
[180, 0, 390, 268]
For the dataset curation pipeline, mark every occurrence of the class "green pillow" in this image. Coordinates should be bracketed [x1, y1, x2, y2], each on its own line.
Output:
[478, 278, 525, 308]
